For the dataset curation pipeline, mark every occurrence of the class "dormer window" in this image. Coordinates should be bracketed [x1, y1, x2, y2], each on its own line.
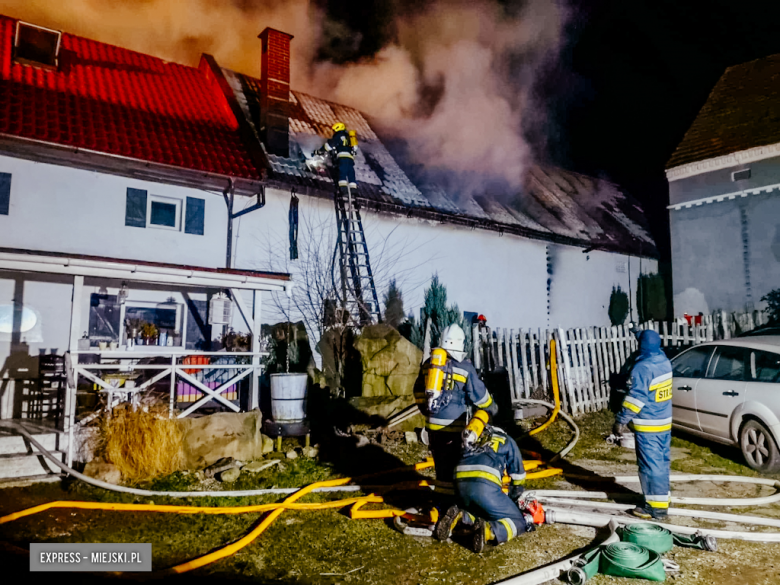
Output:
[14, 21, 62, 69]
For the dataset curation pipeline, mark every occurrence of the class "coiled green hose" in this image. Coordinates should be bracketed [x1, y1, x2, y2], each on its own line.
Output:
[599, 542, 666, 581]
[621, 524, 674, 554]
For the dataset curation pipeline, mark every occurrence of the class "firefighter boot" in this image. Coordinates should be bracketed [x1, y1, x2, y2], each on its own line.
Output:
[470, 519, 493, 554]
[629, 505, 668, 520]
[433, 505, 462, 541]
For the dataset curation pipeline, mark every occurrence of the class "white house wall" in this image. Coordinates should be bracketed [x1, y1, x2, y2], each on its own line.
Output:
[233, 187, 657, 331]
[0, 155, 657, 415]
[0, 154, 227, 268]
[547, 247, 649, 329]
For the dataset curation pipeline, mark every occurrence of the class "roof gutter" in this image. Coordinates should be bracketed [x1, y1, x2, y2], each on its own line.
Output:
[0, 133, 266, 197]
[264, 178, 659, 259]
[0, 251, 290, 292]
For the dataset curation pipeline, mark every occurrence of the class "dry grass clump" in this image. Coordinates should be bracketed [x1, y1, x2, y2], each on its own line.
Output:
[102, 401, 184, 482]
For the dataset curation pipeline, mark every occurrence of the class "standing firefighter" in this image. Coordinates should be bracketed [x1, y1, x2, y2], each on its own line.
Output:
[414, 324, 498, 499]
[433, 411, 544, 553]
[613, 329, 673, 519]
[321, 122, 358, 195]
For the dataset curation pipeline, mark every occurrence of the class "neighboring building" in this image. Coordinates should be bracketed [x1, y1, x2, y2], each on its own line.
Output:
[0, 15, 658, 421]
[666, 54, 780, 316]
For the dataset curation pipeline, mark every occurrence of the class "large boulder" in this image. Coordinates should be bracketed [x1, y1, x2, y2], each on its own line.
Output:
[177, 410, 272, 470]
[354, 324, 423, 397]
[347, 395, 425, 432]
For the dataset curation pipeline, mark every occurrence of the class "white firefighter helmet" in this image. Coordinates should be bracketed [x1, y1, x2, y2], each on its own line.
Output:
[440, 324, 466, 361]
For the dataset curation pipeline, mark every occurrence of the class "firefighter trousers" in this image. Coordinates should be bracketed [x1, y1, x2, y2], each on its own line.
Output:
[456, 479, 527, 543]
[337, 158, 356, 189]
[635, 430, 671, 511]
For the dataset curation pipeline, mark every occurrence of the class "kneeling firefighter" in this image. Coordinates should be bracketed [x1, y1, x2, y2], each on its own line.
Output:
[433, 411, 544, 553]
[612, 329, 673, 520]
[413, 324, 498, 498]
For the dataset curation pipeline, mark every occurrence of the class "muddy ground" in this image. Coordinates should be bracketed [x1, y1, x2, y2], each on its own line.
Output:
[2, 410, 780, 584]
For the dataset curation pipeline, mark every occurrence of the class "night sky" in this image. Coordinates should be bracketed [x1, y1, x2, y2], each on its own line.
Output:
[320, 0, 780, 260]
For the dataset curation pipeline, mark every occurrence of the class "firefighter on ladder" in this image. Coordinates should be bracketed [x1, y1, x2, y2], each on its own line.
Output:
[317, 122, 358, 196]
[413, 324, 498, 508]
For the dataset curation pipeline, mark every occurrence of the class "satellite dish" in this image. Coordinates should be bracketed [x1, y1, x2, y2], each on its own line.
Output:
[0, 305, 38, 333]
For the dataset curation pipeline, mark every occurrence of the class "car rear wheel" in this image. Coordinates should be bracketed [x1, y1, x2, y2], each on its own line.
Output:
[740, 419, 780, 473]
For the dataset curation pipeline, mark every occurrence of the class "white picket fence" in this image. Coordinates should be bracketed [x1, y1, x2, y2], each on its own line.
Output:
[472, 310, 770, 415]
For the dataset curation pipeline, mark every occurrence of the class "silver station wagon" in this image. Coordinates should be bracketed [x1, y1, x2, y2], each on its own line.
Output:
[670, 336, 780, 473]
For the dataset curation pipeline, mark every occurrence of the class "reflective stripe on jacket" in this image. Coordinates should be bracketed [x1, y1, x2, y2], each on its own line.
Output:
[616, 352, 673, 433]
[325, 129, 355, 159]
[454, 427, 525, 486]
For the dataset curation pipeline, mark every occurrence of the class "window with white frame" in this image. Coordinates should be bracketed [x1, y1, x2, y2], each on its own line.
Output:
[148, 195, 181, 230]
[125, 188, 205, 235]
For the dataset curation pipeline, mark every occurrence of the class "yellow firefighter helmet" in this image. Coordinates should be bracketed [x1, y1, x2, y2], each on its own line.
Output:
[332, 122, 346, 132]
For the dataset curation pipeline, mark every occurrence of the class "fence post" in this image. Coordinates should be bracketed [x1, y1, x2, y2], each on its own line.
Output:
[506, 329, 516, 401]
[529, 330, 539, 392]
[423, 318, 432, 362]
[519, 329, 530, 398]
[553, 330, 568, 413]
[575, 329, 593, 412]
[570, 329, 587, 413]
[613, 326, 625, 367]
[510, 329, 522, 400]
[472, 323, 481, 371]
[538, 327, 547, 395]
[557, 328, 577, 414]
[603, 327, 614, 375]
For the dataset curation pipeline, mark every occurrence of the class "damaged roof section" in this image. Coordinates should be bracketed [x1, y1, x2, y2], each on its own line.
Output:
[224, 68, 657, 257]
[0, 10, 656, 258]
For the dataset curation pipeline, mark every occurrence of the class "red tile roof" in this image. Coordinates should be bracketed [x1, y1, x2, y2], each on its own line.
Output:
[0, 14, 259, 180]
[667, 54, 780, 169]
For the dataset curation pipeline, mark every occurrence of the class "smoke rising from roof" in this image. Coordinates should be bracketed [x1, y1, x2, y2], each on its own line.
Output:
[1, 0, 564, 200]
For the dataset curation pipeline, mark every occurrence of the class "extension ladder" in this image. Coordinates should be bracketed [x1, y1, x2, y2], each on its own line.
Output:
[333, 184, 380, 326]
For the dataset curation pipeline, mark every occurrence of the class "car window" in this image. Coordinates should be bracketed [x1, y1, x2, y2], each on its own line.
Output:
[672, 346, 712, 378]
[751, 350, 780, 383]
[706, 346, 748, 381]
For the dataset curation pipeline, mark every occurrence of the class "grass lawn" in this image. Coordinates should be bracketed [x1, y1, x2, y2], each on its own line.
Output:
[2, 410, 780, 584]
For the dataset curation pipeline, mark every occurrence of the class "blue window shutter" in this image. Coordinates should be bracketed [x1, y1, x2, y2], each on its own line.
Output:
[125, 188, 147, 227]
[0, 172, 10, 215]
[185, 197, 205, 235]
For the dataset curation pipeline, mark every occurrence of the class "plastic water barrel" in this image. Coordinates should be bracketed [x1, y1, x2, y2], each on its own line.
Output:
[270, 373, 308, 422]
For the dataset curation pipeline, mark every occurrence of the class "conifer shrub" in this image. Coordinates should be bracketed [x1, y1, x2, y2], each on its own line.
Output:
[608, 285, 629, 326]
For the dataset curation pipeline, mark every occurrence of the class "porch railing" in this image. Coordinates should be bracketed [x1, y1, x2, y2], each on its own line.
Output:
[63, 349, 267, 466]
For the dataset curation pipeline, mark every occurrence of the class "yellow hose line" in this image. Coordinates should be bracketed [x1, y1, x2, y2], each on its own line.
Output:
[529, 338, 560, 436]
[0, 456, 562, 574]
[168, 476, 354, 574]
[0, 495, 384, 526]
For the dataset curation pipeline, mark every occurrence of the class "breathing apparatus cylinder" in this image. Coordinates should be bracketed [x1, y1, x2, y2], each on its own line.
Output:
[425, 348, 448, 406]
[462, 409, 490, 448]
[349, 130, 358, 148]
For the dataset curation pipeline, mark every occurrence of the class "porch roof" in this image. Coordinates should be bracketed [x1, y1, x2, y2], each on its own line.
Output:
[0, 247, 291, 292]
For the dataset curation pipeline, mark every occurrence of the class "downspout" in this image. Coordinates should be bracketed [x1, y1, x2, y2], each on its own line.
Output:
[224, 179, 235, 269]
[223, 178, 267, 270]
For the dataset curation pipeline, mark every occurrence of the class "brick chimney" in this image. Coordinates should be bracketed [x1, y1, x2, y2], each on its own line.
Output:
[258, 28, 293, 157]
